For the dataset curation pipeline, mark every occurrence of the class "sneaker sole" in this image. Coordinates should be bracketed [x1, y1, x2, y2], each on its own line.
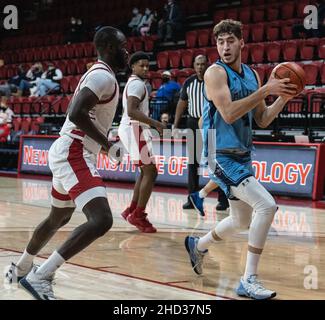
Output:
[20, 277, 44, 300]
[189, 196, 205, 217]
[184, 237, 202, 275]
[236, 286, 277, 300]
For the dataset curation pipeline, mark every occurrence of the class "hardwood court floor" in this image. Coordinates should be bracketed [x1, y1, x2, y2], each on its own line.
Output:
[0, 176, 324, 300]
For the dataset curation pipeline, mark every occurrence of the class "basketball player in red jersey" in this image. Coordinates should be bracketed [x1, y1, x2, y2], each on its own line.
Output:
[5, 26, 128, 300]
[119, 52, 166, 233]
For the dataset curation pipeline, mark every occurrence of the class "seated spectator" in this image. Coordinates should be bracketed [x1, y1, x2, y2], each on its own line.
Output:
[17, 62, 43, 96]
[156, 70, 181, 106]
[160, 112, 172, 128]
[33, 63, 63, 97]
[158, 0, 183, 41]
[65, 17, 86, 44]
[0, 113, 10, 143]
[0, 95, 14, 129]
[0, 64, 27, 97]
[138, 8, 155, 36]
[128, 7, 143, 36]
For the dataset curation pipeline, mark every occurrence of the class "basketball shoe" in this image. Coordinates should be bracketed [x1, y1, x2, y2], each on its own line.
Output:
[127, 212, 157, 233]
[189, 192, 205, 216]
[184, 236, 208, 275]
[5, 262, 34, 284]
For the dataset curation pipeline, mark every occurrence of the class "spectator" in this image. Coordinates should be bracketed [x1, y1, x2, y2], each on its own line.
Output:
[158, 0, 183, 41]
[17, 62, 43, 97]
[128, 7, 143, 36]
[33, 63, 63, 97]
[156, 70, 181, 108]
[0, 113, 10, 143]
[65, 17, 86, 44]
[138, 8, 155, 36]
[0, 64, 27, 97]
[160, 112, 172, 128]
[0, 95, 14, 129]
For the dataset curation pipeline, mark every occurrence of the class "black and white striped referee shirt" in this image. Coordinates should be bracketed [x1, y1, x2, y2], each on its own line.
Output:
[180, 74, 204, 119]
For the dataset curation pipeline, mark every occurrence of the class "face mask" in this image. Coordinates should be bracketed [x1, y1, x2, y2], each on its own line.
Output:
[133, 8, 138, 15]
[71, 19, 76, 24]
[145, 9, 151, 15]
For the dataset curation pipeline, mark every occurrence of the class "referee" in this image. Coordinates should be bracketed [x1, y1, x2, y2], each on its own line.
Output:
[173, 55, 207, 209]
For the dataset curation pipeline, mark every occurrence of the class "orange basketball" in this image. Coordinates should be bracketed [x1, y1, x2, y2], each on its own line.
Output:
[273, 62, 306, 95]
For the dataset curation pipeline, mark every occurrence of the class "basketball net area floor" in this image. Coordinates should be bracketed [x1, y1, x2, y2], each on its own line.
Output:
[0, 176, 324, 300]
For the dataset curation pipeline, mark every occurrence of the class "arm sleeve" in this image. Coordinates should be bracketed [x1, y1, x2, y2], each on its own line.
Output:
[126, 79, 146, 100]
[53, 69, 63, 80]
[83, 70, 116, 101]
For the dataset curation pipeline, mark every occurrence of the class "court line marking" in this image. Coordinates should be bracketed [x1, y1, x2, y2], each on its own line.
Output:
[0, 247, 234, 300]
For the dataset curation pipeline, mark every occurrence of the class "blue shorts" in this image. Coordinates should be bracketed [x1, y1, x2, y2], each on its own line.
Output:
[208, 154, 254, 199]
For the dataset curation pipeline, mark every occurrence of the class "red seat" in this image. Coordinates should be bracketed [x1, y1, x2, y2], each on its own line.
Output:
[69, 76, 80, 93]
[206, 48, 219, 64]
[226, 8, 238, 20]
[21, 117, 32, 133]
[296, 0, 310, 18]
[266, 22, 280, 41]
[197, 29, 210, 47]
[213, 10, 225, 24]
[21, 97, 32, 115]
[252, 6, 264, 23]
[55, 60, 67, 75]
[30, 117, 44, 133]
[57, 46, 67, 59]
[302, 63, 319, 85]
[151, 77, 162, 90]
[143, 35, 157, 52]
[60, 95, 72, 114]
[168, 50, 181, 68]
[12, 117, 22, 132]
[320, 44, 325, 60]
[157, 51, 169, 69]
[133, 38, 143, 51]
[242, 24, 250, 43]
[321, 64, 325, 84]
[74, 44, 84, 58]
[265, 42, 281, 63]
[60, 77, 70, 94]
[181, 49, 194, 68]
[66, 60, 77, 75]
[282, 40, 298, 61]
[252, 65, 266, 84]
[266, 5, 279, 21]
[251, 23, 264, 42]
[185, 31, 197, 48]
[193, 48, 207, 57]
[83, 42, 96, 57]
[239, 7, 251, 24]
[49, 46, 59, 60]
[241, 45, 249, 64]
[76, 59, 87, 74]
[250, 43, 264, 63]
[281, 1, 295, 19]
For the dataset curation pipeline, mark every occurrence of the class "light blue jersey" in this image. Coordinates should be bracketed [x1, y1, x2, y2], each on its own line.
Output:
[202, 60, 259, 198]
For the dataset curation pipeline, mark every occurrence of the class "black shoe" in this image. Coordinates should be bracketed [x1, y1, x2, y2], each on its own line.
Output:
[183, 197, 194, 209]
[216, 202, 229, 211]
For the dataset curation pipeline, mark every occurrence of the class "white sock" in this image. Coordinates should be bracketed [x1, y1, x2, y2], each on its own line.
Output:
[16, 249, 35, 274]
[35, 251, 65, 278]
[244, 251, 261, 280]
[197, 231, 220, 252]
[198, 188, 208, 199]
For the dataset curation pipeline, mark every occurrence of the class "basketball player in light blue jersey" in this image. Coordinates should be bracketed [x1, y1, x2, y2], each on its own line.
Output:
[184, 20, 298, 300]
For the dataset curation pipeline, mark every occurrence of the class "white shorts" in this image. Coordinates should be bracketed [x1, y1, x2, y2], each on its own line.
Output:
[118, 122, 155, 166]
[48, 134, 107, 210]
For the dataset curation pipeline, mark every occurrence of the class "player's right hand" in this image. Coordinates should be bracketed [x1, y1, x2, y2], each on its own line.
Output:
[266, 75, 298, 97]
[155, 121, 166, 136]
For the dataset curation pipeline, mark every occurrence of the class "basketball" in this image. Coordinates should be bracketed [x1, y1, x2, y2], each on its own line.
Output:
[273, 62, 306, 95]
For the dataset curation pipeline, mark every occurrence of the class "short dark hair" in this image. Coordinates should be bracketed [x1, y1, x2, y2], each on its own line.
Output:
[213, 19, 243, 40]
[93, 26, 121, 54]
[128, 51, 150, 67]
